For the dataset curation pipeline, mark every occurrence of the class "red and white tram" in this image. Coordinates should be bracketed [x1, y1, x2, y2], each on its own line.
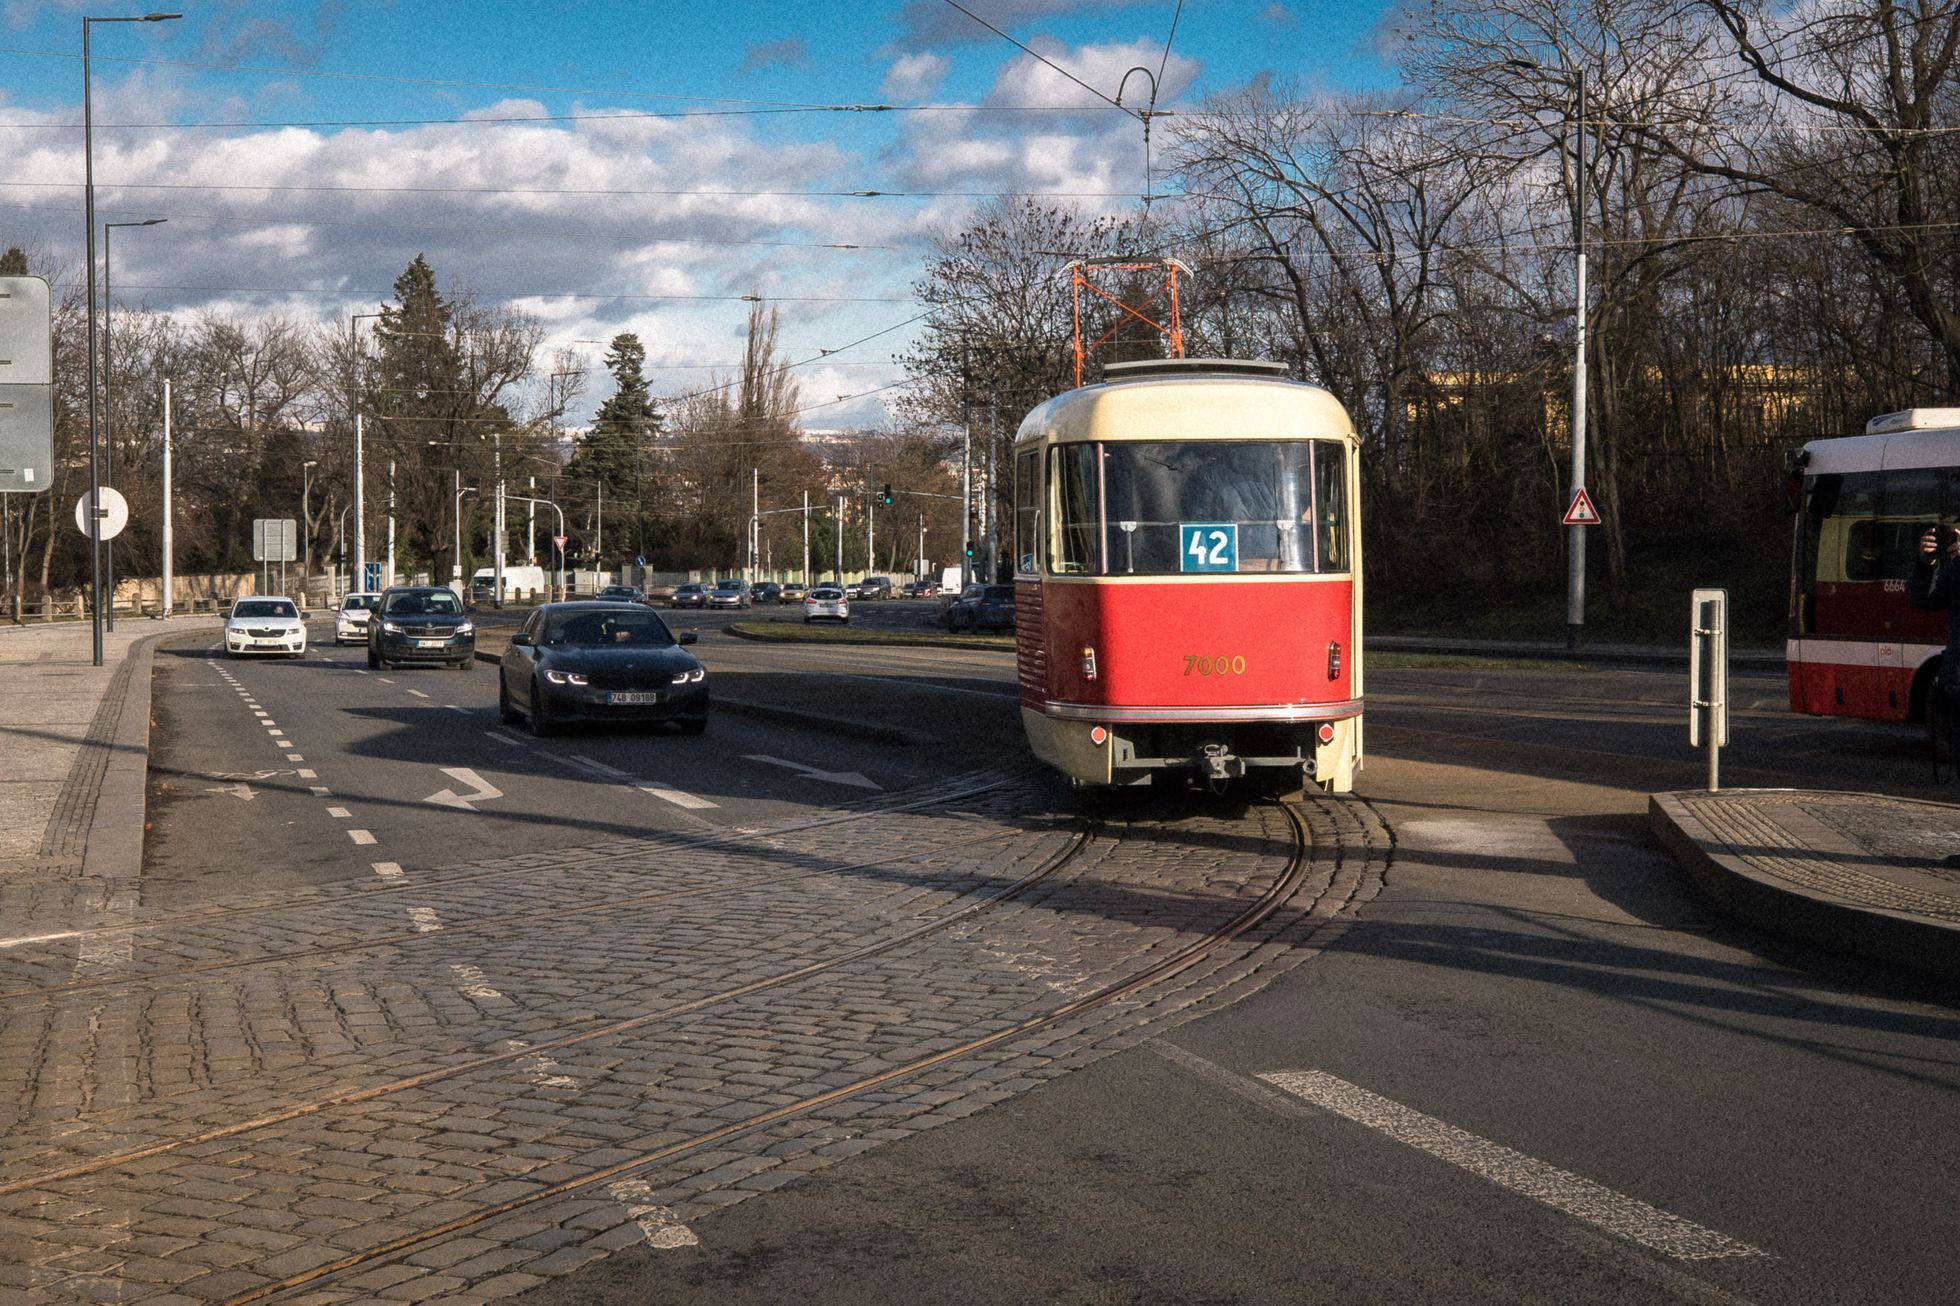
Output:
[1789, 407, 1960, 724]
[1012, 359, 1364, 792]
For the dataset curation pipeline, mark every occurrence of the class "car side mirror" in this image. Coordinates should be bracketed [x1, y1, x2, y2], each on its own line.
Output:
[678, 631, 697, 646]
[509, 632, 533, 647]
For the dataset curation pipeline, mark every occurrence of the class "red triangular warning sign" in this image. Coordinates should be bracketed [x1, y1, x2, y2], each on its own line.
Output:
[1563, 488, 1601, 526]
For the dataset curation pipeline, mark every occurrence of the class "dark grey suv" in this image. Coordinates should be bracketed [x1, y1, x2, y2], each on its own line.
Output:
[368, 586, 476, 670]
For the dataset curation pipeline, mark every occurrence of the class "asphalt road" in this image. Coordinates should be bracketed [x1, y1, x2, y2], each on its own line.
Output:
[131, 627, 1959, 1304]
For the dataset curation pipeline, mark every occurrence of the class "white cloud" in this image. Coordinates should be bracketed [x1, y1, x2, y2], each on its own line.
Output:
[881, 52, 950, 100]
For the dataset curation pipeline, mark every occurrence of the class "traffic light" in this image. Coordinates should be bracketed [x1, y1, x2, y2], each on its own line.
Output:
[879, 483, 892, 506]
[964, 543, 974, 558]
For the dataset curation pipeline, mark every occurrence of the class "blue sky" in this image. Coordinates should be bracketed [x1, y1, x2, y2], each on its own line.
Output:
[0, 0, 1400, 423]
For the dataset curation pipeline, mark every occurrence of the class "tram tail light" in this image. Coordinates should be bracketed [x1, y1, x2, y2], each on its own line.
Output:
[1081, 645, 1098, 680]
[1327, 640, 1342, 680]
[1090, 725, 1109, 747]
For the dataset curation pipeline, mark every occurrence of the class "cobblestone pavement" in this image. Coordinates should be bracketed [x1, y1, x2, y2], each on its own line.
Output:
[0, 751, 1390, 1303]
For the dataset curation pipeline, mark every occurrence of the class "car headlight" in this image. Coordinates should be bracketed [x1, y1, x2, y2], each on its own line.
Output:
[672, 667, 705, 684]
[544, 669, 588, 685]
[381, 620, 402, 633]
[455, 622, 474, 636]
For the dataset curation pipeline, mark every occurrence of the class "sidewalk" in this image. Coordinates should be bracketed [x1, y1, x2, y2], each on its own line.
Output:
[1369, 632, 1786, 671]
[0, 615, 217, 880]
[1650, 790, 1960, 981]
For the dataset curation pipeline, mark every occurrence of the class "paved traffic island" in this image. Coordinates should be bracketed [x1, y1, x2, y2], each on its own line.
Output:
[1650, 788, 1960, 980]
[724, 618, 1014, 652]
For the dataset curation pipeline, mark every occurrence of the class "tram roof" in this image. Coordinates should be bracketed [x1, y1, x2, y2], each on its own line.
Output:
[1802, 423, 1960, 475]
[1015, 361, 1356, 446]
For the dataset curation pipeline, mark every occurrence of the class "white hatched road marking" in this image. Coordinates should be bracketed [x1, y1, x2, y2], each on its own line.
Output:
[1257, 1070, 1764, 1262]
[348, 829, 376, 846]
[607, 1178, 699, 1250]
[370, 861, 404, 881]
[407, 906, 442, 932]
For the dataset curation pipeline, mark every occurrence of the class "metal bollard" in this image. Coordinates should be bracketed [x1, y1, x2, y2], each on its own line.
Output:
[1689, 588, 1729, 792]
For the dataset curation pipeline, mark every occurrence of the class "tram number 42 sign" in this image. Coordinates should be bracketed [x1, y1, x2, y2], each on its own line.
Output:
[1180, 522, 1239, 572]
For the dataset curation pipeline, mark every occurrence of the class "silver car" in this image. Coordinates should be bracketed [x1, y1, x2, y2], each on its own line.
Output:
[334, 591, 382, 644]
[802, 586, 850, 624]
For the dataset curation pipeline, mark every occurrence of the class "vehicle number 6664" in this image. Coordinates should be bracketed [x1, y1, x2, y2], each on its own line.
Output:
[1183, 654, 1247, 676]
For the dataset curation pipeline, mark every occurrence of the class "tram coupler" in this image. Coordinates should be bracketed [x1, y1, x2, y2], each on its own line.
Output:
[1199, 743, 1246, 785]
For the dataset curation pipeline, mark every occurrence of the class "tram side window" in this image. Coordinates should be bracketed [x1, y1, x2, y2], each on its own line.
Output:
[1311, 440, 1348, 572]
[1015, 451, 1041, 575]
[1051, 443, 1100, 574]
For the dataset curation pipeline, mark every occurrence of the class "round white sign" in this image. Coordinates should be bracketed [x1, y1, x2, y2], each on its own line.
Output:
[74, 486, 129, 541]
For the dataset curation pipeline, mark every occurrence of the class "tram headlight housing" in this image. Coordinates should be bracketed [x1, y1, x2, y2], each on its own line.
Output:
[1081, 645, 1098, 681]
[1327, 640, 1341, 680]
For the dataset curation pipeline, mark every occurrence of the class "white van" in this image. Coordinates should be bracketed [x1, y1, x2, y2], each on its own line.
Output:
[469, 565, 550, 603]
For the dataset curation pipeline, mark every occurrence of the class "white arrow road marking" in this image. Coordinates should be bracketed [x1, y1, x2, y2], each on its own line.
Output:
[742, 754, 883, 790]
[422, 767, 504, 811]
[1256, 1070, 1764, 1262]
[202, 783, 256, 801]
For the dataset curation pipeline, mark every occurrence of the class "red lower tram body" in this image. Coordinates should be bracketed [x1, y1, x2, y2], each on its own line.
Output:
[1788, 578, 1942, 722]
[1016, 575, 1362, 790]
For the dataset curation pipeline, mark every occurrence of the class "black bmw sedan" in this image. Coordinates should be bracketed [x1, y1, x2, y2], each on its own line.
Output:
[498, 601, 707, 736]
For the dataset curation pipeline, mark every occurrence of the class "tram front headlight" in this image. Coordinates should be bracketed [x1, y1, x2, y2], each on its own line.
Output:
[1081, 645, 1098, 680]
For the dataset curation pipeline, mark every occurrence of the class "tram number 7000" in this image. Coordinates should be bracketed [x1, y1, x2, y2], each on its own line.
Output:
[1183, 654, 1247, 676]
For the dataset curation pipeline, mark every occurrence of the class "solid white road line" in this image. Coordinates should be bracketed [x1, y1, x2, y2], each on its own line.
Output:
[348, 829, 376, 846]
[1256, 1070, 1763, 1262]
[606, 1178, 699, 1250]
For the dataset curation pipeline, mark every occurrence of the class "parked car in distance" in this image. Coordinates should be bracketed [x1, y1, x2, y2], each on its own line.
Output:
[856, 576, 893, 601]
[334, 591, 382, 645]
[780, 581, 807, 602]
[367, 586, 475, 670]
[948, 584, 1016, 633]
[751, 582, 782, 605]
[596, 584, 648, 604]
[670, 583, 708, 609]
[498, 601, 707, 737]
[803, 586, 850, 624]
[226, 596, 307, 658]
[902, 579, 938, 599]
[707, 579, 750, 610]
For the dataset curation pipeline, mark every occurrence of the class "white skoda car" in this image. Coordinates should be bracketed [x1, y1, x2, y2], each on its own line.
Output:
[225, 596, 307, 659]
[334, 591, 382, 644]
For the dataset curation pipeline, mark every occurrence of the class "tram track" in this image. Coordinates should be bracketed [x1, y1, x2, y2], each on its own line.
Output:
[0, 757, 1043, 983]
[229, 795, 1337, 1303]
[0, 813, 1100, 1198]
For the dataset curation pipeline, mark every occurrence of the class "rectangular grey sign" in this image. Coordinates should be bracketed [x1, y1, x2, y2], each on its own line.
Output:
[0, 382, 53, 493]
[0, 276, 52, 385]
[252, 517, 297, 562]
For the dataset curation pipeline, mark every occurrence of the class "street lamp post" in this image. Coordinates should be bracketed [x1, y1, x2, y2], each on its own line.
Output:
[504, 494, 565, 599]
[83, 10, 179, 663]
[453, 476, 477, 592]
[349, 311, 382, 594]
[101, 215, 165, 631]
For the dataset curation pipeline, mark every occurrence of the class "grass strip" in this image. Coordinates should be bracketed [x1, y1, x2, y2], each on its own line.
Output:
[727, 620, 1013, 650]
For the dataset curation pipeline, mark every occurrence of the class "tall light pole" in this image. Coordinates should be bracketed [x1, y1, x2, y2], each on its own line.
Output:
[453, 476, 476, 592]
[83, 10, 179, 663]
[161, 376, 172, 615]
[349, 310, 382, 594]
[299, 458, 317, 583]
[101, 215, 165, 632]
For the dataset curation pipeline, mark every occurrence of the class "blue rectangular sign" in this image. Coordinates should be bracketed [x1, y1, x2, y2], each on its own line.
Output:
[364, 561, 382, 590]
[1180, 522, 1239, 573]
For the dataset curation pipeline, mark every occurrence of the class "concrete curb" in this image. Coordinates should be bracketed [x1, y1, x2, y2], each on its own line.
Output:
[84, 623, 217, 880]
[1373, 634, 1784, 672]
[723, 622, 1013, 654]
[1648, 790, 1960, 980]
[470, 647, 935, 747]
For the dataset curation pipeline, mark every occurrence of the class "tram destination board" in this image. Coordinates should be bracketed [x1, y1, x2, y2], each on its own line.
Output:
[1181, 522, 1240, 572]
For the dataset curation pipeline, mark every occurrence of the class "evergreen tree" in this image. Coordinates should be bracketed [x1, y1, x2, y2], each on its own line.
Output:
[574, 333, 660, 493]
[0, 246, 27, 275]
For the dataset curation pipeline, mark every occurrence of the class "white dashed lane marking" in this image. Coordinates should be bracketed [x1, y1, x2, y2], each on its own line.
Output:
[406, 688, 429, 699]
[370, 862, 404, 881]
[407, 906, 442, 933]
[1256, 1070, 1764, 1262]
[451, 963, 503, 1000]
[326, 807, 351, 819]
[348, 830, 376, 846]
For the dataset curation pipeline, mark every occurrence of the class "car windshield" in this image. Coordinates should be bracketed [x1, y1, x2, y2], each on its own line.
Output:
[543, 610, 676, 647]
[809, 589, 842, 599]
[382, 591, 464, 615]
[341, 595, 378, 611]
[233, 600, 297, 619]
[679, 584, 701, 593]
[712, 583, 742, 593]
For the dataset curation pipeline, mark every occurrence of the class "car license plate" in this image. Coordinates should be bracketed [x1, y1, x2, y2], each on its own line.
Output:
[416, 639, 446, 648]
[608, 691, 659, 705]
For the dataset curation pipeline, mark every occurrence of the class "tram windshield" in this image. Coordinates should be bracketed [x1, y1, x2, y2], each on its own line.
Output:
[1046, 440, 1348, 576]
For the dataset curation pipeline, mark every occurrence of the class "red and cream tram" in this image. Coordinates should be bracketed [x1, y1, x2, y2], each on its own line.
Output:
[1012, 358, 1364, 792]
